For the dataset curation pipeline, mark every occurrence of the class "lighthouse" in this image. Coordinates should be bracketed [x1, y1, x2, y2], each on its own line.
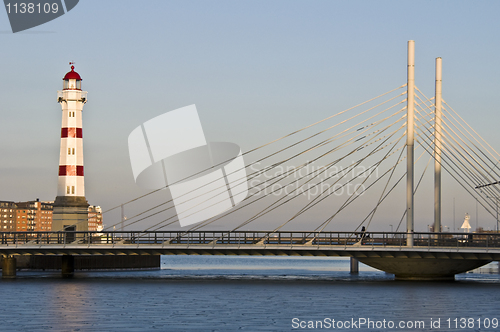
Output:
[52, 64, 89, 232]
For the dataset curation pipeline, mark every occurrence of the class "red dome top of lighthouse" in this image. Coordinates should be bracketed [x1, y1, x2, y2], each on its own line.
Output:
[63, 65, 82, 80]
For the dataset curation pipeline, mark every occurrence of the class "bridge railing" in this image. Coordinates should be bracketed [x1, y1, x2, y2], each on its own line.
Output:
[0, 231, 500, 249]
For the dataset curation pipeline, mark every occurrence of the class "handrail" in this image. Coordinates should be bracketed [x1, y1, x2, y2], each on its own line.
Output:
[0, 231, 498, 248]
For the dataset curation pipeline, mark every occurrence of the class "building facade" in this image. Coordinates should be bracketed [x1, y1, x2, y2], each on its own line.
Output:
[0, 201, 16, 231]
[88, 205, 103, 231]
[15, 200, 53, 232]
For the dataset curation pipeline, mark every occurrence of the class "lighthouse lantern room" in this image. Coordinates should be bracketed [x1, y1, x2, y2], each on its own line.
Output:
[63, 66, 82, 90]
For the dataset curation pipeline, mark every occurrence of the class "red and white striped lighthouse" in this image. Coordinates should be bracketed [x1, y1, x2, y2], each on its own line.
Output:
[52, 64, 89, 232]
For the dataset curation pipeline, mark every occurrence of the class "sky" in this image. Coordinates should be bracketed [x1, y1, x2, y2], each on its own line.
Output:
[2, 0, 500, 232]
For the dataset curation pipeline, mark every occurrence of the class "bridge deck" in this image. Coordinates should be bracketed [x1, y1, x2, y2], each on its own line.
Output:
[1, 231, 499, 260]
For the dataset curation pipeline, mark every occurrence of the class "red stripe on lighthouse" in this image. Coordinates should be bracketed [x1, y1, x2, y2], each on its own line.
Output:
[61, 128, 83, 138]
[59, 165, 75, 176]
[59, 165, 84, 176]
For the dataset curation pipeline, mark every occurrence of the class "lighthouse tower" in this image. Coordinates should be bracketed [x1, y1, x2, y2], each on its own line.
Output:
[52, 64, 89, 232]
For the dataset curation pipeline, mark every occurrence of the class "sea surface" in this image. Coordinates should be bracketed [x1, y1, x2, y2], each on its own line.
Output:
[0, 256, 499, 332]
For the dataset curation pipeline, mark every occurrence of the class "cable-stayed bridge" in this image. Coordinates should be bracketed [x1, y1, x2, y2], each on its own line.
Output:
[3, 41, 500, 280]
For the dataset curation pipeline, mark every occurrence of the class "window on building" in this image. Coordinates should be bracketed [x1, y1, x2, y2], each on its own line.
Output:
[67, 186, 70, 194]
[72, 148, 75, 155]
[72, 186, 75, 194]
[68, 148, 71, 155]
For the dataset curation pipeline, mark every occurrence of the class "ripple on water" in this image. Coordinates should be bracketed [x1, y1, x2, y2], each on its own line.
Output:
[0, 257, 498, 331]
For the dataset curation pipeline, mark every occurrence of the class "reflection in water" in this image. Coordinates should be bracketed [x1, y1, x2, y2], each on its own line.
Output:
[47, 281, 94, 329]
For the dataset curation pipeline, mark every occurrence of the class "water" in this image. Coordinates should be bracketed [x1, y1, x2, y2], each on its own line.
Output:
[0, 256, 499, 331]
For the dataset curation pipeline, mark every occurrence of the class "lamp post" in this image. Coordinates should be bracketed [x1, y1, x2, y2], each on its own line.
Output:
[491, 198, 499, 232]
[453, 197, 456, 232]
[485, 196, 500, 232]
[476, 199, 479, 232]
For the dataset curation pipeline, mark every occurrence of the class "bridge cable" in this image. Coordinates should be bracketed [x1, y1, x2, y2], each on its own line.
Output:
[231, 129, 408, 237]
[149, 114, 408, 235]
[307, 135, 407, 240]
[102, 92, 407, 231]
[413, 109, 499, 220]
[415, 88, 500, 195]
[114, 105, 407, 232]
[101, 85, 407, 216]
[150, 115, 408, 240]
[415, 88, 500, 196]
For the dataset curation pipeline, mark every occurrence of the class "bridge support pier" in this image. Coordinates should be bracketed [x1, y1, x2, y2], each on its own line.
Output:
[2, 255, 17, 279]
[61, 255, 74, 278]
[357, 257, 491, 281]
[350, 257, 359, 274]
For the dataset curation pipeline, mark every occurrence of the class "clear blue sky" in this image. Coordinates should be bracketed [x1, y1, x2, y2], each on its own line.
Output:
[2, 0, 500, 231]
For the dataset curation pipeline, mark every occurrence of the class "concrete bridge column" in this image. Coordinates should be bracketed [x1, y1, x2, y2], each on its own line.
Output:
[61, 255, 74, 278]
[350, 257, 359, 274]
[2, 255, 17, 279]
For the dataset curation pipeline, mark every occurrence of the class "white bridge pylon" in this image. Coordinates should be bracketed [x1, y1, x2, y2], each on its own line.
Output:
[406, 40, 415, 247]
